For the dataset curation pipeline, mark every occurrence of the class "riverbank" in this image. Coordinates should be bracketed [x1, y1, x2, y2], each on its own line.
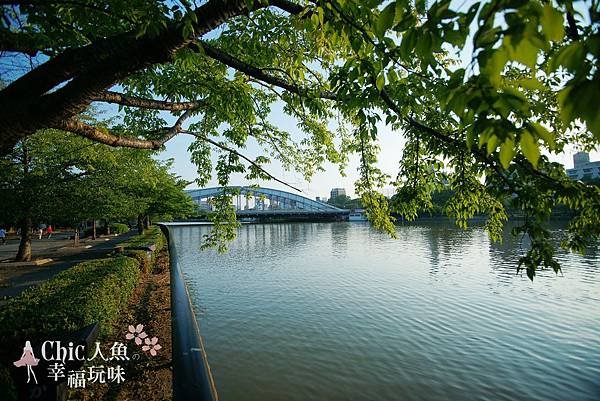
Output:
[70, 245, 173, 401]
[0, 226, 173, 401]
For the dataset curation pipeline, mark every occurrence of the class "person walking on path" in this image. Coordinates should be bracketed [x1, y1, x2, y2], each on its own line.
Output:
[37, 223, 45, 240]
[46, 225, 53, 239]
[0, 227, 6, 245]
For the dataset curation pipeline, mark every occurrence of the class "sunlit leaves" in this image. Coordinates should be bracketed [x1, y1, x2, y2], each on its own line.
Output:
[550, 42, 586, 72]
[5, 0, 598, 279]
[503, 35, 539, 69]
[558, 79, 600, 140]
[375, 3, 395, 39]
[519, 130, 540, 167]
[540, 5, 565, 42]
[499, 138, 515, 169]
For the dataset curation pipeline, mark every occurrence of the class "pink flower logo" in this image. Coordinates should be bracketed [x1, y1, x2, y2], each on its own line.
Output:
[125, 324, 148, 345]
[142, 337, 161, 356]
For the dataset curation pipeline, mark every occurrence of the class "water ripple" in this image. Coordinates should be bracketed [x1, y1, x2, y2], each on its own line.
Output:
[173, 222, 600, 401]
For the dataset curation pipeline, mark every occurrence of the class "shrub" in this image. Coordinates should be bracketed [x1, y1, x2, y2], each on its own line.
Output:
[0, 364, 17, 401]
[120, 226, 166, 262]
[83, 226, 107, 237]
[124, 249, 152, 273]
[108, 223, 129, 234]
[0, 256, 140, 343]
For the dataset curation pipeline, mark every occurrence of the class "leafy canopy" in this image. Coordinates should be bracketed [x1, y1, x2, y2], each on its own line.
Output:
[1, 0, 599, 279]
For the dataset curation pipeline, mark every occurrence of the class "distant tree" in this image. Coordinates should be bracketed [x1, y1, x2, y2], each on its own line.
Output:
[327, 195, 362, 209]
[130, 160, 197, 232]
[0, 130, 97, 260]
[0, 130, 192, 260]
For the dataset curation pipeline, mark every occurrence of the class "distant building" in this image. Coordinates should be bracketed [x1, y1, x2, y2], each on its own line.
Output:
[330, 188, 346, 199]
[315, 196, 328, 202]
[566, 152, 600, 181]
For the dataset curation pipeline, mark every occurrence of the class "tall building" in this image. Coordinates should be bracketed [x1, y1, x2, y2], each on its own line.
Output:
[330, 188, 346, 199]
[566, 152, 600, 180]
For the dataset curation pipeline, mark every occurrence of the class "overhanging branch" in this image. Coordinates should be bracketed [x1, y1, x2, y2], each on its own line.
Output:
[198, 41, 337, 100]
[91, 91, 205, 111]
[53, 109, 194, 150]
[182, 129, 303, 193]
[55, 119, 166, 149]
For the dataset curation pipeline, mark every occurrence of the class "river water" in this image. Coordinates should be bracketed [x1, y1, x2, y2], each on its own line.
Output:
[169, 222, 600, 401]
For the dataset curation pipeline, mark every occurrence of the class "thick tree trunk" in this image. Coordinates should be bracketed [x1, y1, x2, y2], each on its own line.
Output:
[105, 219, 111, 235]
[92, 219, 97, 240]
[143, 215, 150, 230]
[16, 217, 32, 262]
[137, 214, 144, 234]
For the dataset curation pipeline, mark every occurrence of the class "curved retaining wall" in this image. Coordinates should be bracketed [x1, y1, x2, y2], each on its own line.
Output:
[159, 224, 218, 401]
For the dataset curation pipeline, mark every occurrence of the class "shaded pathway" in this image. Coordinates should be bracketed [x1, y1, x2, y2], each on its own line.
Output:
[0, 231, 137, 298]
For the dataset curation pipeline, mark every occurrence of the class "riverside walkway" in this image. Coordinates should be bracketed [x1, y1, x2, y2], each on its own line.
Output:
[0, 231, 136, 298]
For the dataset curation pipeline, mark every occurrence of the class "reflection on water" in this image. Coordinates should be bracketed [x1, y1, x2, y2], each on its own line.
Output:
[170, 222, 600, 401]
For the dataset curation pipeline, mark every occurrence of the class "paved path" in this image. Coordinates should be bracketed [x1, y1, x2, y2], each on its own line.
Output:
[0, 231, 136, 299]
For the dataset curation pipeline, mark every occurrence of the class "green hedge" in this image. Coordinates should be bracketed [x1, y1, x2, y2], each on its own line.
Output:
[120, 226, 165, 253]
[120, 226, 166, 272]
[0, 256, 140, 342]
[109, 222, 129, 234]
[0, 365, 17, 401]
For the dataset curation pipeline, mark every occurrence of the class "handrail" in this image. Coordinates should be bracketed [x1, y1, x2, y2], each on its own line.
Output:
[159, 224, 218, 401]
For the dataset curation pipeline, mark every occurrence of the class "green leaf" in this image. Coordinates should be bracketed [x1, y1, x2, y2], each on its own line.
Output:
[387, 69, 398, 83]
[486, 134, 499, 155]
[504, 36, 539, 69]
[466, 127, 477, 150]
[479, 48, 507, 86]
[475, 27, 499, 48]
[559, 79, 600, 140]
[376, 3, 396, 39]
[519, 130, 540, 167]
[514, 78, 544, 91]
[499, 138, 515, 169]
[394, 0, 408, 25]
[557, 86, 575, 124]
[530, 122, 555, 148]
[550, 43, 586, 72]
[540, 5, 564, 42]
[415, 31, 432, 57]
[376, 73, 385, 92]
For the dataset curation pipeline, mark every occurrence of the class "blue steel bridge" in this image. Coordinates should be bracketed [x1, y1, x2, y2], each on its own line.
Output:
[186, 186, 348, 218]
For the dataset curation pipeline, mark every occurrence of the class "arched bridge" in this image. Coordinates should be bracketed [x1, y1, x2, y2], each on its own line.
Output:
[186, 186, 348, 217]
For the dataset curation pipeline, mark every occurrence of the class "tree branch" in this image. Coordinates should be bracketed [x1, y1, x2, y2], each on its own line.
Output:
[91, 91, 205, 111]
[182, 129, 303, 193]
[268, 0, 307, 15]
[0, 0, 261, 153]
[53, 109, 194, 150]
[54, 119, 166, 149]
[0, 30, 52, 56]
[198, 41, 338, 100]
